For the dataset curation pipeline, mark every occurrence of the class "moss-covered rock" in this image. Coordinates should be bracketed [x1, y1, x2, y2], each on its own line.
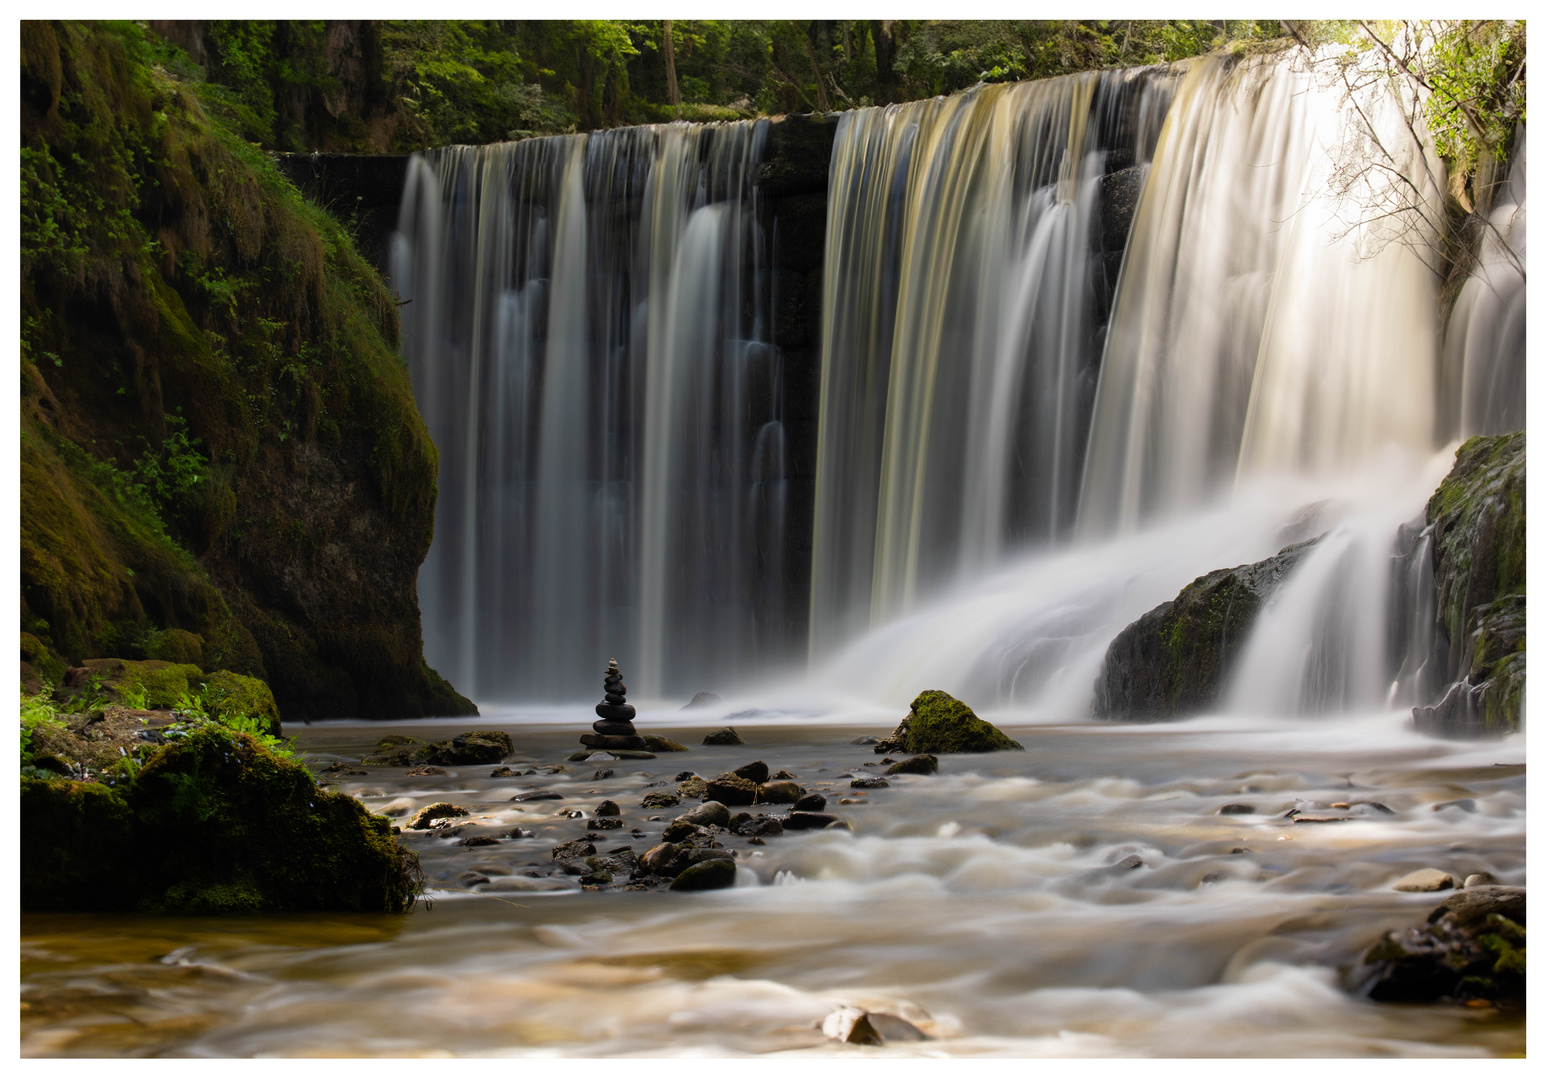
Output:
[1349, 885, 1526, 1003]
[20, 21, 473, 721]
[364, 729, 512, 767]
[1092, 538, 1319, 720]
[1412, 432, 1525, 737]
[875, 691, 1023, 754]
[20, 726, 422, 913]
[199, 669, 282, 734]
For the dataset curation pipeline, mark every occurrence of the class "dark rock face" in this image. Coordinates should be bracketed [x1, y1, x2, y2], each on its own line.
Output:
[1092, 538, 1320, 720]
[19, 24, 473, 723]
[875, 691, 1023, 754]
[1412, 433, 1526, 737]
[1350, 886, 1526, 1002]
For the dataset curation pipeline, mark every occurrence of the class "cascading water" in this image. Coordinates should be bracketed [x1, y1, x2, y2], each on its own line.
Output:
[808, 69, 1177, 657]
[802, 50, 1463, 717]
[392, 121, 789, 702]
[1443, 126, 1527, 438]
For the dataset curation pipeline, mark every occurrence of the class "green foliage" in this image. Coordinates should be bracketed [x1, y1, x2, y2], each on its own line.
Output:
[1424, 21, 1527, 175]
[20, 690, 64, 765]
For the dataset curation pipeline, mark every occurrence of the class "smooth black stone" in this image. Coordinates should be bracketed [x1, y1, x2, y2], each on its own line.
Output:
[596, 702, 636, 721]
[593, 719, 638, 737]
[605, 692, 628, 705]
[580, 733, 646, 750]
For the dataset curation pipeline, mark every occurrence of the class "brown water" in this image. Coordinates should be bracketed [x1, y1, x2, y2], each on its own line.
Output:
[20, 709, 1526, 1057]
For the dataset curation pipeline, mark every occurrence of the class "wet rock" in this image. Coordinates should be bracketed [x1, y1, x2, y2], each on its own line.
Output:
[507, 827, 533, 839]
[490, 766, 515, 778]
[588, 817, 624, 830]
[851, 736, 877, 745]
[874, 691, 1023, 754]
[1434, 798, 1478, 813]
[676, 801, 731, 829]
[849, 777, 889, 789]
[771, 769, 797, 780]
[681, 691, 723, 710]
[458, 835, 500, 847]
[1393, 868, 1456, 892]
[580, 733, 646, 751]
[662, 820, 713, 844]
[370, 730, 514, 768]
[677, 776, 708, 799]
[783, 811, 840, 831]
[641, 735, 690, 753]
[511, 790, 563, 802]
[675, 771, 697, 781]
[1412, 432, 1526, 738]
[552, 839, 597, 861]
[642, 791, 681, 809]
[591, 719, 638, 737]
[1464, 872, 1500, 888]
[733, 760, 771, 784]
[1218, 803, 1255, 815]
[404, 765, 447, 777]
[1361, 801, 1397, 815]
[822, 1006, 884, 1046]
[707, 774, 759, 806]
[640, 842, 686, 876]
[731, 813, 784, 837]
[1351, 886, 1525, 1002]
[884, 754, 938, 776]
[606, 749, 657, 760]
[594, 800, 621, 817]
[1113, 854, 1145, 870]
[406, 803, 470, 829]
[1428, 885, 1525, 927]
[1093, 538, 1320, 720]
[669, 858, 737, 891]
[458, 872, 491, 887]
[757, 780, 803, 804]
[702, 727, 746, 746]
[792, 793, 827, 812]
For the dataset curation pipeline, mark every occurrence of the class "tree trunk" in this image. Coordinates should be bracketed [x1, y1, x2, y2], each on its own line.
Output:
[663, 20, 680, 106]
[872, 20, 898, 103]
[805, 23, 832, 111]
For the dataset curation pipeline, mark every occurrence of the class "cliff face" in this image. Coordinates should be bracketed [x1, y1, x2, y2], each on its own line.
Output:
[20, 22, 473, 720]
[1413, 432, 1526, 736]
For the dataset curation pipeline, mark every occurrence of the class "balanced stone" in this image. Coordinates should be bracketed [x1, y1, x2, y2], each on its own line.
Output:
[595, 659, 637, 723]
[580, 733, 645, 751]
[592, 719, 637, 737]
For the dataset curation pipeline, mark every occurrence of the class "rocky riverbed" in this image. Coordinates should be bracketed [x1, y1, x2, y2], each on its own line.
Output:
[20, 707, 1525, 1057]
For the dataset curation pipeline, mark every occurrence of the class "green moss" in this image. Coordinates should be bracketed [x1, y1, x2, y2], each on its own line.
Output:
[197, 669, 282, 733]
[20, 21, 473, 721]
[20, 726, 423, 913]
[901, 690, 1022, 754]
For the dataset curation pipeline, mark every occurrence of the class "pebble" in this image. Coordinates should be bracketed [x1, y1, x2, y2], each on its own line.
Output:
[669, 858, 737, 891]
[588, 817, 624, 830]
[642, 791, 681, 809]
[1113, 855, 1144, 870]
[792, 792, 827, 812]
[1463, 872, 1499, 888]
[592, 768, 614, 781]
[552, 839, 596, 860]
[593, 800, 621, 817]
[489, 766, 514, 778]
[821, 1006, 883, 1045]
[1392, 868, 1456, 892]
[732, 760, 771, 784]
[675, 801, 731, 828]
[756, 780, 803, 803]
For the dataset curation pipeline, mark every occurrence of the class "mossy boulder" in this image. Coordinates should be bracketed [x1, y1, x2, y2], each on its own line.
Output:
[1349, 886, 1526, 1003]
[199, 669, 281, 734]
[20, 726, 422, 913]
[365, 730, 513, 767]
[1092, 538, 1319, 720]
[875, 691, 1023, 754]
[20, 631, 67, 694]
[1412, 432, 1525, 737]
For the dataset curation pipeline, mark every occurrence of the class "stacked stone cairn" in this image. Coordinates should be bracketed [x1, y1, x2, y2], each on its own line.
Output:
[580, 660, 645, 752]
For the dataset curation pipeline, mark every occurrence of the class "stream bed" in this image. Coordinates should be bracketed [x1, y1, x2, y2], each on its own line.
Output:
[21, 708, 1526, 1057]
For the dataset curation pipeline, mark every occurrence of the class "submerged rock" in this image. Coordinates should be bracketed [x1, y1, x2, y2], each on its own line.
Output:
[874, 691, 1022, 754]
[1411, 432, 1526, 737]
[1393, 868, 1456, 892]
[1092, 537, 1319, 720]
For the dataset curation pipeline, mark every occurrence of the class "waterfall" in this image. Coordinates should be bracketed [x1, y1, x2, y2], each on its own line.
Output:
[808, 69, 1177, 656]
[392, 121, 783, 702]
[1443, 126, 1527, 438]
[1079, 52, 1446, 535]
